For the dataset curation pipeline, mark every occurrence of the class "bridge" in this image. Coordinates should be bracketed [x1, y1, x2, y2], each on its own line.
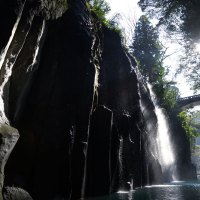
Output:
[177, 94, 200, 109]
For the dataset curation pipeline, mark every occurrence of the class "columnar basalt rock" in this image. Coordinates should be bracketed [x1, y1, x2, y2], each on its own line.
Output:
[85, 106, 113, 197]
[5, 0, 99, 199]
[0, 0, 196, 200]
[98, 27, 146, 189]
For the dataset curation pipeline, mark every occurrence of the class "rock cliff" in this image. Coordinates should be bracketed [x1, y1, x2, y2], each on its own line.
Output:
[0, 0, 196, 199]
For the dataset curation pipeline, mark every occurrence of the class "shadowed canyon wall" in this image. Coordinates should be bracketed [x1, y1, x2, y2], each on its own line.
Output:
[0, 0, 196, 199]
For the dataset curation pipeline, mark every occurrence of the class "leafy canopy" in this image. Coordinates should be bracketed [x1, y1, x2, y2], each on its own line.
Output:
[138, 0, 200, 42]
[178, 111, 199, 149]
[87, 0, 122, 35]
[131, 16, 162, 82]
[131, 15, 179, 109]
[87, 0, 110, 23]
[138, 0, 200, 92]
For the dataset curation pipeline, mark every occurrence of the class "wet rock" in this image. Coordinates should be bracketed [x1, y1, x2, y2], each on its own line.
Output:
[0, 0, 196, 199]
[168, 111, 197, 181]
[85, 106, 113, 197]
[147, 154, 163, 184]
[0, 125, 19, 199]
[5, 1, 97, 199]
[0, 0, 19, 51]
[37, 0, 68, 19]
[98, 26, 144, 189]
[99, 27, 139, 113]
[3, 187, 33, 200]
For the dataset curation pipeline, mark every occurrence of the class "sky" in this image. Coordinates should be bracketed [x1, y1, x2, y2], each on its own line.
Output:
[106, 0, 141, 17]
[105, 0, 197, 98]
[106, 0, 142, 44]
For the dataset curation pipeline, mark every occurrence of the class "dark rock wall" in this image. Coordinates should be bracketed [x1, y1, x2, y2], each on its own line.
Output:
[5, 0, 97, 199]
[168, 111, 197, 180]
[0, 0, 196, 200]
[98, 27, 148, 189]
[1, 0, 146, 198]
[0, 0, 19, 51]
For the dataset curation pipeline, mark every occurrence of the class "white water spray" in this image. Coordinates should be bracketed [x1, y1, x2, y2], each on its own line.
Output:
[147, 83, 176, 181]
[119, 138, 124, 186]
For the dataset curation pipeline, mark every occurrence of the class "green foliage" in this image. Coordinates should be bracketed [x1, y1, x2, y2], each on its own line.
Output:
[190, 111, 200, 131]
[131, 15, 178, 109]
[154, 81, 179, 109]
[162, 86, 178, 109]
[178, 111, 199, 148]
[138, 0, 200, 92]
[179, 45, 200, 92]
[106, 19, 123, 36]
[87, 0, 122, 35]
[131, 15, 163, 83]
[138, 0, 200, 42]
[88, 0, 110, 23]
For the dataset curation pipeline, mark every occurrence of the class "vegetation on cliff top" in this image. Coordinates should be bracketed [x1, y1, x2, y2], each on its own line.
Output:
[87, 0, 122, 35]
[178, 111, 199, 150]
[138, 0, 200, 93]
[130, 15, 178, 110]
[137, 0, 200, 150]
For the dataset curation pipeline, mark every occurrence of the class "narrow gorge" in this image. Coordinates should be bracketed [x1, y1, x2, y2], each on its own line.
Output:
[0, 0, 196, 199]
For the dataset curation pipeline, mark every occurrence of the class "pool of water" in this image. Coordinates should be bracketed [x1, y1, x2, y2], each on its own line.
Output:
[87, 181, 200, 200]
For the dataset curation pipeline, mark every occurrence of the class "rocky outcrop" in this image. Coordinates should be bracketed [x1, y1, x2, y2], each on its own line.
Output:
[98, 28, 146, 189]
[0, 125, 19, 199]
[3, 187, 33, 200]
[1, 0, 145, 198]
[5, 0, 97, 199]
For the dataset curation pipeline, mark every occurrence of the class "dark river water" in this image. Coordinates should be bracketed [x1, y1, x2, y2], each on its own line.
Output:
[87, 181, 200, 200]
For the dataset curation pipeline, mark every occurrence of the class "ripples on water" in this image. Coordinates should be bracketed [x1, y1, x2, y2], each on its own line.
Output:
[87, 182, 200, 200]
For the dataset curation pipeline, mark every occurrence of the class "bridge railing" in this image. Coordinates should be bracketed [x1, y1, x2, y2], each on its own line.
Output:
[177, 94, 200, 102]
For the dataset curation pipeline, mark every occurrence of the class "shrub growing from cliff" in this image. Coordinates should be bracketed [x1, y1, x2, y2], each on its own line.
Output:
[87, 0, 122, 36]
[178, 111, 199, 150]
[87, 0, 110, 23]
[153, 80, 179, 109]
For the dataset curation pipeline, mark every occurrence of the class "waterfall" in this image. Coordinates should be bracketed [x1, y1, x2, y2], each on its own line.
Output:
[118, 137, 124, 188]
[147, 83, 177, 182]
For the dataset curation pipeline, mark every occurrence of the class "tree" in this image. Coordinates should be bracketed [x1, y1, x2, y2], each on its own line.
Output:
[138, 0, 200, 42]
[179, 44, 200, 92]
[88, 0, 110, 23]
[138, 0, 200, 92]
[131, 15, 163, 83]
[191, 111, 200, 131]
[178, 111, 199, 150]
[87, 0, 122, 35]
[131, 15, 179, 109]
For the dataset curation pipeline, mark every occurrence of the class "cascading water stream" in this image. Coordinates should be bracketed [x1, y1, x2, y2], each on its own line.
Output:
[147, 83, 177, 182]
[118, 137, 124, 189]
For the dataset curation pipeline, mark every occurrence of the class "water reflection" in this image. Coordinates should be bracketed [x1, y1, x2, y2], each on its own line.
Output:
[87, 182, 200, 200]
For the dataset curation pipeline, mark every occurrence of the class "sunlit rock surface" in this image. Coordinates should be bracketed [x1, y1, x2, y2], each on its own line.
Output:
[0, 125, 19, 199]
[3, 186, 33, 200]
